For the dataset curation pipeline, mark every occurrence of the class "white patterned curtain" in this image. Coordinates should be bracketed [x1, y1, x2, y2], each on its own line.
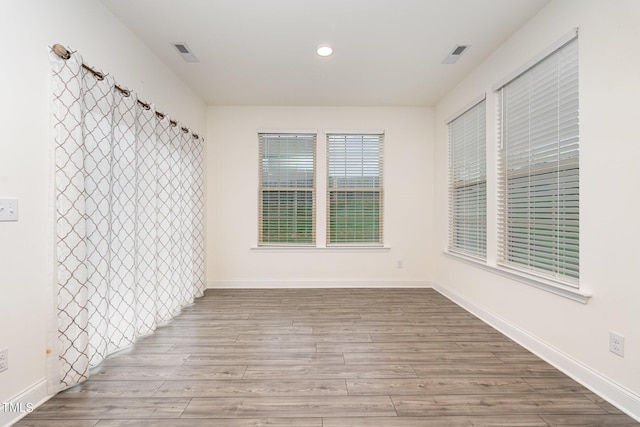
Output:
[49, 47, 205, 392]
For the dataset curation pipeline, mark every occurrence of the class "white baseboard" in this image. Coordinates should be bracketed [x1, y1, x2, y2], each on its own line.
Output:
[1, 379, 51, 427]
[432, 282, 640, 423]
[206, 279, 432, 289]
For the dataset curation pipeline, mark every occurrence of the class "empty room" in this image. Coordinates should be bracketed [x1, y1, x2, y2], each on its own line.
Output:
[1, 0, 639, 425]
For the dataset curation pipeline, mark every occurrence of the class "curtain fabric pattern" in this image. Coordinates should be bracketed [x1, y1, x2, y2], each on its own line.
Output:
[50, 50, 205, 391]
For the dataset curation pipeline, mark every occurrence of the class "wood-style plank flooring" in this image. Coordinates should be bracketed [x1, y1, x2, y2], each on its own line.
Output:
[15, 288, 639, 426]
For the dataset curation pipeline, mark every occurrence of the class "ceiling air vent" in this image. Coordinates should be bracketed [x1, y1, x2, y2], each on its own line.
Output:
[172, 42, 199, 63]
[442, 44, 470, 64]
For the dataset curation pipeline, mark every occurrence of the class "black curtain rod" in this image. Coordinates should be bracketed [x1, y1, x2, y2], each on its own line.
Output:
[51, 44, 201, 140]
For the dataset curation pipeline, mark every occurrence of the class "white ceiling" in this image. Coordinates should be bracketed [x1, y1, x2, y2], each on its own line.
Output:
[99, 0, 550, 106]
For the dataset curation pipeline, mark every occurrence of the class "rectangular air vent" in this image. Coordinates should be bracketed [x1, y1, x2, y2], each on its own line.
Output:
[442, 44, 470, 64]
[172, 42, 199, 63]
[175, 44, 190, 54]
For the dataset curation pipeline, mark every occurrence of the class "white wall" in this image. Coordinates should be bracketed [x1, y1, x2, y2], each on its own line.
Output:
[434, 0, 640, 416]
[3, 0, 638, 423]
[206, 106, 433, 287]
[0, 0, 206, 423]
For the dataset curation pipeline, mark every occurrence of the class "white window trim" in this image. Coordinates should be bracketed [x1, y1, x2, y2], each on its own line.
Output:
[326, 132, 385, 246]
[445, 93, 486, 125]
[324, 129, 385, 135]
[492, 27, 579, 91]
[495, 33, 580, 283]
[443, 29, 587, 304]
[257, 128, 318, 134]
[255, 129, 387, 250]
[258, 132, 317, 246]
[447, 96, 487, 259]
[251, 245, 391, 252]
[444, 250, 591, 304]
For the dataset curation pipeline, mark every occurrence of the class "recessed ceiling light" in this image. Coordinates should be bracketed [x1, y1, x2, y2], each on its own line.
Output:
[316, 45, 333, 57]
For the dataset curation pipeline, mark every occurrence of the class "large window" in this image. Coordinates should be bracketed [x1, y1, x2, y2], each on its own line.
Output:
[327, 133, 384, 245]
[496, 36, 579, 283]
[448, 99, 486, 258]
[258, 133, 316, 245]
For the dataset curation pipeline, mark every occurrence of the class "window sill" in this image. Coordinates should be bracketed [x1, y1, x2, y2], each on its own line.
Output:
[251, 245, 391, 252]
[443, 250, 591, 304]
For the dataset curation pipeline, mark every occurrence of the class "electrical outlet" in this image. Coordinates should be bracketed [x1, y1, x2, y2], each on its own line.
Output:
[0, 348, 7, 372]
[609, 332, 624, 357]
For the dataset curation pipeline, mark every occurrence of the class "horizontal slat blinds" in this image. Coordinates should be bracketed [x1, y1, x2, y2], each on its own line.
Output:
[448, 100, 487, 258]
[327, 133, 384, 245]
[497, 37, 579, 283]
[258, 133, 316, 245]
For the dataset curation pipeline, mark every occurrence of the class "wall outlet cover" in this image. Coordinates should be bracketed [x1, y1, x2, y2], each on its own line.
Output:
[609, 332, 624, 357]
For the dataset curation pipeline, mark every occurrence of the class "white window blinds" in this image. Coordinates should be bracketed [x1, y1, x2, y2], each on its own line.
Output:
[327, 133, 384, 245]
[258, 133, 316, 245]
[497, 36, 579, 283]
[448, 99, 487, 258]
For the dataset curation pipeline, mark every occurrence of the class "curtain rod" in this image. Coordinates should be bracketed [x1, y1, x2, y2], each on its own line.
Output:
[51, 44, 201, 140]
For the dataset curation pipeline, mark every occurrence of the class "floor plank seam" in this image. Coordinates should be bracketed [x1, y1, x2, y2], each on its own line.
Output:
[14, 288, 639, 426]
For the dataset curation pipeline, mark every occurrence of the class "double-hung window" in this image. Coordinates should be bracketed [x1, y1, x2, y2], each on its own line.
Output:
[448, 99, 487, 258]
[327, 133, 384, 245]
[496, 36, 579, 282]
[258, 133, 316, 246]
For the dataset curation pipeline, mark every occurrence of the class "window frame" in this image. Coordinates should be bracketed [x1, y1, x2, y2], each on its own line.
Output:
[326, 132, 384, 246]
[447, 96, 487, 259]
[495, 34, 579, 285]
[258, 132, 317, 247]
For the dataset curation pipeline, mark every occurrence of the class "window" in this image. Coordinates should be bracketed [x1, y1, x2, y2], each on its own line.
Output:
[496, 36, 579, 283]
[448, 99, 486, 258]
[327, 133, 384, 245]
[258, 133, 316, 245]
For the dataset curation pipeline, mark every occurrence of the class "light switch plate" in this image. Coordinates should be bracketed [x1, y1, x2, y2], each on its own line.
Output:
[0, 198, 18, 221]
[0, 348, 7, 372]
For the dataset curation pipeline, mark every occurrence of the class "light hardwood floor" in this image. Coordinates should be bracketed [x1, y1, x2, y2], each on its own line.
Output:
[15, 288, 639, 426]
